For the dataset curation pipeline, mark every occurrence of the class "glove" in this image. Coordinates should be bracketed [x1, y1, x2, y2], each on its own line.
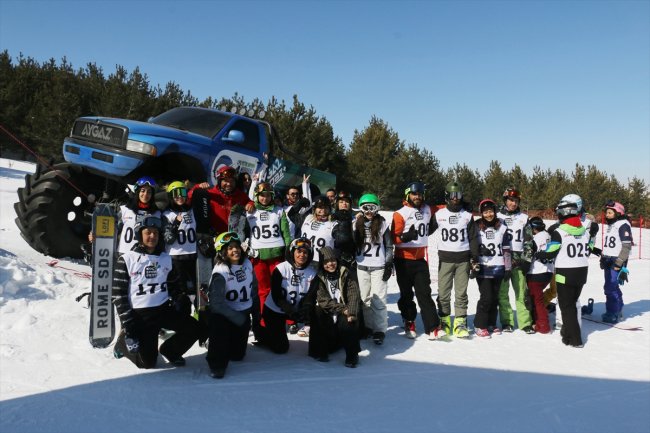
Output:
[298, 197, 311, 208]
[503, 270, 512, 280]
[589, 223, 599, 237]
[197, 234, 216, 258]
[479, 244, 495, 257]
[591, 247, 602, 257]
[400, 225, 418, 242]
[382, 264, 393, 282]
[519, 260, 531, 275]
[617, 267, 629, 285]
[469, 260, 480, 279]
[125, 335, 140, 353]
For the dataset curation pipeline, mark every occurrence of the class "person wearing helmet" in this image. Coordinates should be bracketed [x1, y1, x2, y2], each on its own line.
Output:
[260, 237, 317, 354]
[162, 181, 197, 318]
[299, 195, 337, 266]
[87, 175, 162, 256]
[307, 246, 361, 367]
[428, 181, 479, 339]
[392, 181, 444, 339]
[472, 199, 512, 338]
[205, 232, 259, 379]
[542, 193, 599, 329]
[353, 193, 393, 345]
[496, 186, 535, 334]
[598, 200, 633, 323]
[534, 194, 593, 347]
[331, 190, 357, 269]
[188, 165, 255, 236]
[112, 215, 200, 368]
[245, 182, 292, 318]
[525, 216, 554, 334]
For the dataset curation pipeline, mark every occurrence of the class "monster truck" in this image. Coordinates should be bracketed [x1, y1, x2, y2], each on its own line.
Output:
[14, 106, 335, 259]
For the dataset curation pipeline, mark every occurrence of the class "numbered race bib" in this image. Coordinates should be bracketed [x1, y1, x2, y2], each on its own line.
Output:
[212, 260, 255, 312]
[394, 205, 431, 249]
[356, 219, 389, 267]
[118, 206, 162, 254]
[435, 208, 472, 252]
[602, 219, 632, 258]
[478, 224, 507, 267]
[554, 228, 591, 269]
[265, 261, 317, 314]
[122, 250, 173, 308]
[496, 211, 528, 253]
[301, 216, 335, 262]
[164, 209, 197, 255]
[247, 207, 286, 250]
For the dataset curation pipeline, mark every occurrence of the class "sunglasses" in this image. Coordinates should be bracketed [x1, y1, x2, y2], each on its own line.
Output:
[171, 188, 187, 199]
[288, 192, 301, 196]
[361, 204, 379, 213]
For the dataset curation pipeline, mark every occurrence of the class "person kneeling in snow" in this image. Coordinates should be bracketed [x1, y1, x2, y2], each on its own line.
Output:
[112, 215, 200, 368]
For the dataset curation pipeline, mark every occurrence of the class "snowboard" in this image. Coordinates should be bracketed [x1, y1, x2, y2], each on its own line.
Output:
[192, 188, 213, 317]
[89, 204, 117, 348]
[582, 316, 643, 331]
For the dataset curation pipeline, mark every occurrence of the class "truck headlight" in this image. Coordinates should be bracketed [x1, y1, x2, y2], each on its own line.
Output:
[126, 139, 157, 156]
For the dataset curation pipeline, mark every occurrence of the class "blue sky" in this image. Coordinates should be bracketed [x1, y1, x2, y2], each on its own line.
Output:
[1, 0, 649, 184]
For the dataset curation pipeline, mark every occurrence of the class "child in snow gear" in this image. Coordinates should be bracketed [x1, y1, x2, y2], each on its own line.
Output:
[497, 186, 534, 333]
[307, 246, 362, 367]
[473, 199, 512, 338]
[429, 181, 479, 338]
[525, 217, 554, 334]
[599, 201, 633, 323]
[354, 193, 393, 345]
[392, 181, 444, 339]
[205, 232, 260, 379]
[112, 215, 200, 368]
[163, 181, 197, 317]
[260, 237, 317, 353]
[535, 195, 595, 347]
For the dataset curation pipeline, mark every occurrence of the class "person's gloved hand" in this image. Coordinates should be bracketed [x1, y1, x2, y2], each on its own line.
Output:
[298, 197, 311, 208]
[617, 267, 629, 286]
[382, 264, 393, 282]
[125, 335, 140, 353]
[400, 225, 418, 242]
[469, 260, 480, 279]
[479, 244, 495, 257]
[591, 247, 602, 257]
[197, 234, 216, 258]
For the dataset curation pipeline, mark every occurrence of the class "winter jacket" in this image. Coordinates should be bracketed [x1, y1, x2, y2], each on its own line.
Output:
[188, 184, 253, 235]
[311, 265, 361, 318]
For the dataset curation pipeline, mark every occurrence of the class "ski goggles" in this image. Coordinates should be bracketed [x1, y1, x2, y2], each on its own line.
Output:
[360, 204, 379, 213]
[139, 215, 163, 230]
[448, 191, 463, 200]
[290, 238, 312, 252]
[170, 187, 187, 199]
[218, 167, 237, 180]
[135, 177, 156, 189]
[503, 189, 521, 200]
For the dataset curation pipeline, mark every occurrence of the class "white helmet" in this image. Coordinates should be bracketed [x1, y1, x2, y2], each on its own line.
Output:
[556, 194, 582, 218]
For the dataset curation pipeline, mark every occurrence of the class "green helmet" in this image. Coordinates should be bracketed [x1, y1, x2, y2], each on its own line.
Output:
[166, 180, 187, 199]
[445, 181, 463, 202]
[358, 193, 380, 207]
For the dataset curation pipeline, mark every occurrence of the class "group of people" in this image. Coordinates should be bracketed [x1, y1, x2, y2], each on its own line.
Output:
[101, 166, 633, 379]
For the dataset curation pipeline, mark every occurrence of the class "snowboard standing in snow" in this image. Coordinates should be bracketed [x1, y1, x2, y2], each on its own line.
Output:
[89, 204, 117, 348]
[192, 188, 214, 345]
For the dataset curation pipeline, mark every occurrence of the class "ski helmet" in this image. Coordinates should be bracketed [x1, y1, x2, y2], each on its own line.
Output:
[479, 198, 497, 214]
[135, 176, 156, 192]
[605, 200, 625, 216]
[502, 186, 521, 201]
[404, 182, 426, 200]
[214, 231, 241, 255]
[216, 166, 237, 182]
[529, 216, 546, 232]
[556, 194, 581, 218]
[358, 193, 380, 207]
[134, 215, 162, 242]
[166, 180, 187, 199]
[287, 236, 314, 265]
[444, 181, 463, 202]
[254, 182, 275, 198]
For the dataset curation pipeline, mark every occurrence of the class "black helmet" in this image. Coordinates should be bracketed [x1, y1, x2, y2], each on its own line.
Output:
[134, 215, 162, 243]
[404, 182, 426, 200]
[529, 216, 545, 232]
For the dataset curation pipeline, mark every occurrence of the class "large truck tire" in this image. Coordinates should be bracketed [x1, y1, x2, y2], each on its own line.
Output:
[14, 163, 104, 259]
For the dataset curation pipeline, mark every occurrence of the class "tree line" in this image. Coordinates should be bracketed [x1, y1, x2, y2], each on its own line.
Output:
[0, 51, 648, 218]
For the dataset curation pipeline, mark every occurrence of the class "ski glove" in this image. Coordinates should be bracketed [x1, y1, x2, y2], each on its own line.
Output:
[400, 225, 418, 243]
[479, 244, 495, 257]
[125, 336, 140, 353]
[197, 234, 216, 258]
[590, 247, 602, 257]
[382, 264, 393, 282]
[617, 267, 629, 286]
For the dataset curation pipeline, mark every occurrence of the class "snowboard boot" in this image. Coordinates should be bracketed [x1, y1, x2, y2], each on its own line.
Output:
[404, 320, 417, 339]
[440, 315, 452, 336]
[601, 311, 623, 324]
[453, 317, 470, 338]
[581, 298, 595, 316]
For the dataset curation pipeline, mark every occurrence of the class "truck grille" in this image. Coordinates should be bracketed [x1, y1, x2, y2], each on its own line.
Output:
[71, 120, 127, 148]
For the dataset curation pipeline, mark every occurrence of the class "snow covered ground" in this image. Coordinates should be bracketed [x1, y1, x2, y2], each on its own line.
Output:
[1, 158, 649, 433]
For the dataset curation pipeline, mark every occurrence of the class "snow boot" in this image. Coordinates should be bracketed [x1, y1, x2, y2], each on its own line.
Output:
[404, 321, 417, 339]
[373, 332, 386, 345]
[440, 315, 452, 336]
[581, 298, 594, 315]
[474, 327, 491, 338]
[453, 317, 470, 338]
[601, 311, 623, 324]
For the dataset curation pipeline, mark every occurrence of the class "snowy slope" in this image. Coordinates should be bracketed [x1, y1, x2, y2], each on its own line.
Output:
[1, 158, 649, 433]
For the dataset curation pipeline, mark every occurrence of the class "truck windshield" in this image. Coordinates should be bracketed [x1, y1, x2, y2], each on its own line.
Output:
[150, 107, 231, 138]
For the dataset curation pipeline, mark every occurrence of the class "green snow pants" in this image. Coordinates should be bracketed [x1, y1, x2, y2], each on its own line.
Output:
[436, 261, 470, 317]
[498, 267, 532, 329]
